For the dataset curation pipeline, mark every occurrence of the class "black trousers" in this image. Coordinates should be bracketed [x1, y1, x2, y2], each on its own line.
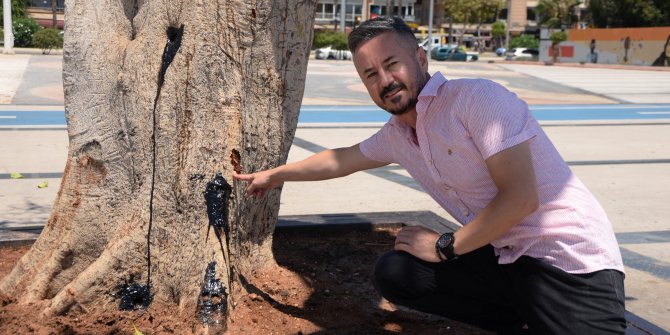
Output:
[372, 245, 626, 335]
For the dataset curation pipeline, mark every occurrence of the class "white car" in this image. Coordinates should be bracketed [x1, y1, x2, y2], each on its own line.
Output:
[315, 46, 352, 60]
[505, 48, 539, 61]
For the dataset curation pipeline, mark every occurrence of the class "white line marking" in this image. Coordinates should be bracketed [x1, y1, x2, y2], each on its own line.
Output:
[0, 116, 17, 119]
[638, 112, 670, 115]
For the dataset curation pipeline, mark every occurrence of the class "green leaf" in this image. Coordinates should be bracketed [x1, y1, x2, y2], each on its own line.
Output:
[10, 172, 24, 179]
[37, 180, 48, 189]
[132, 323, 144, 335]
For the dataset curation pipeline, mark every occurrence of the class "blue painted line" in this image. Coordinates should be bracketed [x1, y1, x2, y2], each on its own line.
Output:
[0, 111, 66, 126]
[3, 104, 670, 126]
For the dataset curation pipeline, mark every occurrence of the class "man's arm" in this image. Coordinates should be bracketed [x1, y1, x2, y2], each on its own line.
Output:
[395, 140, 539, 262]
[233, 144, 388, 198]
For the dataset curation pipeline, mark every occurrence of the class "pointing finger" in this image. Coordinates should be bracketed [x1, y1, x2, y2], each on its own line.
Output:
[233, 172, 254, 181]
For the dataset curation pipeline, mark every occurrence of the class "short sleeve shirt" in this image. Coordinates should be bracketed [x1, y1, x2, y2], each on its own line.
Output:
[359, 72, 624, 274]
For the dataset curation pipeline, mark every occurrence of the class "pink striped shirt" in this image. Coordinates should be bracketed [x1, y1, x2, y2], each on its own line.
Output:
[360, 72, 624, 274]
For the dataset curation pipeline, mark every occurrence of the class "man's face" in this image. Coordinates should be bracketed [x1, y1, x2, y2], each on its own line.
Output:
[353, 33, 428, 115]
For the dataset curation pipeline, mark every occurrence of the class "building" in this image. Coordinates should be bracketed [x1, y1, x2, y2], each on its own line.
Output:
[315, 0, 417, 28]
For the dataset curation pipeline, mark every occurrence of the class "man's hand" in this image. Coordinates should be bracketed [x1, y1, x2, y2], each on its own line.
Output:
[233, 170, 282, 198]
[394, 225, 442, 263]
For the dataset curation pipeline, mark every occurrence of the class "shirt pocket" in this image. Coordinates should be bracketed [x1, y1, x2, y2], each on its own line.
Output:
[432, 140, 492, 192]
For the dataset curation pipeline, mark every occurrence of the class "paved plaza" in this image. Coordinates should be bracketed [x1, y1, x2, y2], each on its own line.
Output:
[1, 53, 669, 331]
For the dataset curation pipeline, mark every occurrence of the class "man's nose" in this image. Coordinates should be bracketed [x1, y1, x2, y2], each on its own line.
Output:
[378, 69, 394, 87]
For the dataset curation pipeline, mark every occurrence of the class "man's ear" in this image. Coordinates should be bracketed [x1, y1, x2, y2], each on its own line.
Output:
[416, 46, 428, 72]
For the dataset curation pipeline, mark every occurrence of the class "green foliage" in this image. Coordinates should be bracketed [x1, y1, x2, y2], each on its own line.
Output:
[491, 21, 505, 38]
[509, 35, 539, 49]
[13, 17, 41, 47]
[443, 0, 500, 26]
[32, 28, 62, 54]
[535, 0, 581, 28]
[550, 31, 568, 44]
[313, 30, 348, 50]
[0, 0, 28, 25]
[587, 0, 669, 28]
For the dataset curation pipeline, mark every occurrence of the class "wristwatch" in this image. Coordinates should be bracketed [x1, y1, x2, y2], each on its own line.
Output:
[435, 232, 458, 262]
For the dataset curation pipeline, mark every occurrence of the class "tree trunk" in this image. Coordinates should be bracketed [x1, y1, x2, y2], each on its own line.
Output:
[0, 0, 316, 331]
[51, 0, 57, 28]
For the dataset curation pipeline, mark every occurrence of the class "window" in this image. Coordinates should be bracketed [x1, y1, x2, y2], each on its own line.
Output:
[27, 0, 64, 9]
[316, 2, 335, 20]
[335, 4, 361, 22]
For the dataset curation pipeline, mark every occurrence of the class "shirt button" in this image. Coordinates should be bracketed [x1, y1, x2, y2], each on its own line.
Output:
[463, 211, 470, 216]
[427, 159, 433, 164]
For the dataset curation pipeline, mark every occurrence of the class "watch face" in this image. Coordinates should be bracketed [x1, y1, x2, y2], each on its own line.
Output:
[438, 234, 453, 249]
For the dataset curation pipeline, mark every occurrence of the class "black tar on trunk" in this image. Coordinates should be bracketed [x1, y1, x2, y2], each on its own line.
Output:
[159, 25, 184, 87]
[197, 262, 228, 325]
[203, 173, 232, 248]
[116, 276, 153, 311]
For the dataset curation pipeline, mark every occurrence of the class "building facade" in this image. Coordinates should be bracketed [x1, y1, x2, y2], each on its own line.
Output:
[315, 0, 417, 27]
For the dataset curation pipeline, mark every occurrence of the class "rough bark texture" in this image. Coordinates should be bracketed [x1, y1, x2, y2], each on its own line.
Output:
[0, 0, 316, 328]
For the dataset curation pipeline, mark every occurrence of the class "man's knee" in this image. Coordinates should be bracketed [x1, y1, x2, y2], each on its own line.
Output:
[372, 250, 433, 302]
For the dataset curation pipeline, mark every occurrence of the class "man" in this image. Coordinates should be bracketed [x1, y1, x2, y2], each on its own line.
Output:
[234, 17, 626, 335]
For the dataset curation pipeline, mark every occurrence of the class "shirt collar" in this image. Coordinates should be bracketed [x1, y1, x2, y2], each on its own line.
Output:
[389, 71, 447, 130]
[419, 71, 447, 98]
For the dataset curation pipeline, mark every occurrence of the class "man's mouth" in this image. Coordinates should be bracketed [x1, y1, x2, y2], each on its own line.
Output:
[384, 87, 402, 100]
[381, 83, 405, 102]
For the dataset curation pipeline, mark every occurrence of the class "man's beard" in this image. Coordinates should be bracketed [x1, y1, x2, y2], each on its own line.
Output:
[380, 72, 427, 116]
[380, 82, 414, 115]
[385, 95, 417, 115]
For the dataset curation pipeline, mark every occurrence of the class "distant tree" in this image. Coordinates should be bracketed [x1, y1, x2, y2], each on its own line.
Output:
[51, 0, 57, 28]
[587, 0, 668, 28]
[535, 0, 581, 28]
[491, 20, 505, 48]
[550, 31, 568, 63]
[443, 0, 499, 42]
[509, 34, 539, 49]
[0, 0, 28, 26]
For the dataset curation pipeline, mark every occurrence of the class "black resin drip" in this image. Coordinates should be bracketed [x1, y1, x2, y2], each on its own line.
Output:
[145, 24, 185, 294]
[116, 276, 153, 311]
[203, 173, 232, 250]
[197, 262, 228, 325]
[158, 25, 184, 89]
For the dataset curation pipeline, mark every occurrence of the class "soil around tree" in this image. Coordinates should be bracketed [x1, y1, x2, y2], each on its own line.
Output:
[0, 227, 493, 334]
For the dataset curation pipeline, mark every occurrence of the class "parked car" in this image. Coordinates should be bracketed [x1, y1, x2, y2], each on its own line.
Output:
[315, 46, 352, 60]
[505, 48, 539, 61]
[495, 47, 506, 56]
[418, 36, 457, 53]
[431, 47, 478, 62]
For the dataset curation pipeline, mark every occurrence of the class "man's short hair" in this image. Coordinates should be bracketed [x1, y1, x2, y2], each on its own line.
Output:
[348, 17, 416, 55]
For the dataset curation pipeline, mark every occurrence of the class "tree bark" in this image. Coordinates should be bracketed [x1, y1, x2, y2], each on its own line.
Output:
[51, 0, 57, 28]
[1, 0, 316, 330]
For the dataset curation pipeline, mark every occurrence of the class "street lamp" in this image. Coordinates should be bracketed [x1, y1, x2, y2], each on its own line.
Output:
[340, 0, 346, 32]
[428, 0, 434, 54]
[3, 0, 14, 54]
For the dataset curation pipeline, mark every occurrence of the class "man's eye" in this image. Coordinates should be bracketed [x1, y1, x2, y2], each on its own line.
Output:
[367, 72, 377, 79]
